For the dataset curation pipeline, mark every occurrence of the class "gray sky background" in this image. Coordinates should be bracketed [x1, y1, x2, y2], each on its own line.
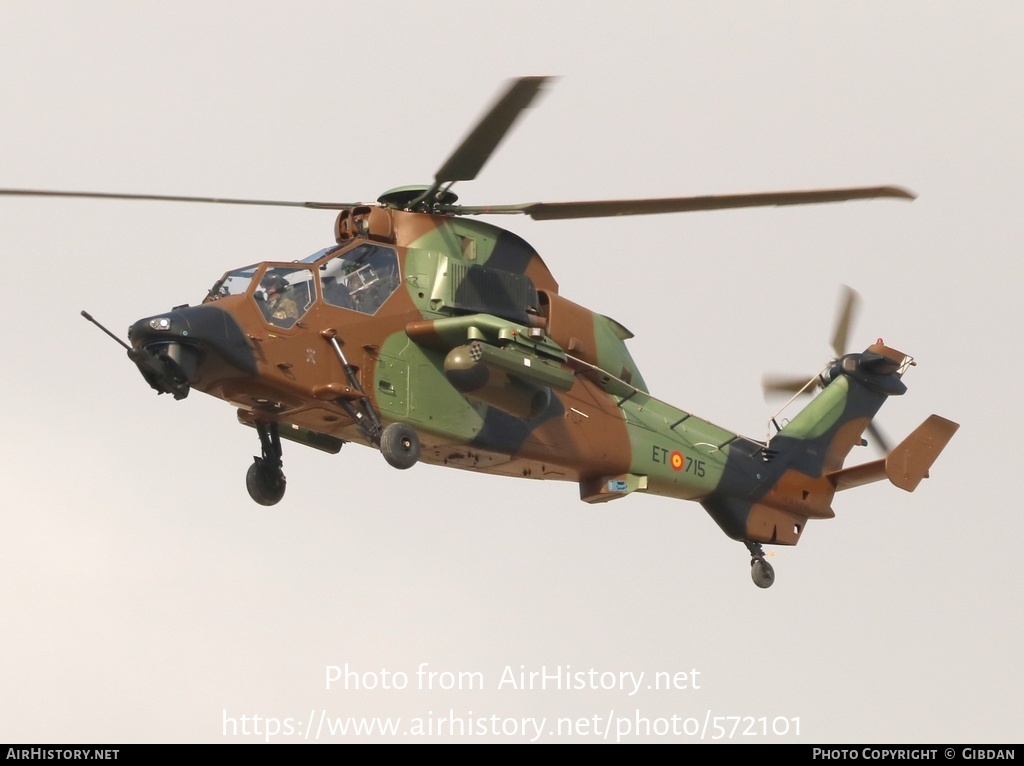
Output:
[1, 1, 1020, 743]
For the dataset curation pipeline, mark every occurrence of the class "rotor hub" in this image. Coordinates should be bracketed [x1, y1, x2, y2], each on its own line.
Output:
[377, 185, 458, 211]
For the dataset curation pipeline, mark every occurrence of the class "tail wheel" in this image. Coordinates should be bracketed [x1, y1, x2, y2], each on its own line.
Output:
[751, 558, 775, 589]
[380, 423, 420, 470]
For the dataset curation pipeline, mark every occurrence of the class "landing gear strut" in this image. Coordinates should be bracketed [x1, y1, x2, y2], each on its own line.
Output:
[321, 331, 421, 471]
[247, 421, 286, 506]
[745, 541, 775, 589]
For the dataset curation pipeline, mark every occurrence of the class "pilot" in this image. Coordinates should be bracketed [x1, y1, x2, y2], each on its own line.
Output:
[261, 273, 299, 321]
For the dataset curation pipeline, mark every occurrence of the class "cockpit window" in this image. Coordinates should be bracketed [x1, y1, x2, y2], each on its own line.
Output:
[255, 265, 317, 329]
[320, 243, 400, 315]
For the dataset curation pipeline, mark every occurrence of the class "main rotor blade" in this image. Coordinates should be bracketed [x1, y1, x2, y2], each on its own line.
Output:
[452, 185, 914, 220]
[831, 285, 862, 358]
[434, 76, 550, 184]
[0, 188, 358, 210]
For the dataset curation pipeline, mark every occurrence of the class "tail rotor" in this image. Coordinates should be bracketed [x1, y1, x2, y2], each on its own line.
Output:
[762, 285, 891, 452]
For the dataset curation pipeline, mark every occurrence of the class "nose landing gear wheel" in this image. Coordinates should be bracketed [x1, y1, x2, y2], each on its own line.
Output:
[751, 558, 775, 589]
[380, 423, 420, 469]
[247, 459, 286, 505]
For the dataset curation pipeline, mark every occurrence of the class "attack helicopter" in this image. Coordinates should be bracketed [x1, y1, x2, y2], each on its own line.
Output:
[3, 77, 958, 588]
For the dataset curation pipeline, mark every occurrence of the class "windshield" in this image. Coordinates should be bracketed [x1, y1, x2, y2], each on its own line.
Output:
[207, 265, 260, 301]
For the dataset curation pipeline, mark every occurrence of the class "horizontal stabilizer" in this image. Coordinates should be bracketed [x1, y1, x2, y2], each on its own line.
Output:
[827, 414, 959, 492]
[828, 458, 886, 491]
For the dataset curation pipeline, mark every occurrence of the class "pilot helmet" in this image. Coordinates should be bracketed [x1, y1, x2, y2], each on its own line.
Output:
[261, 273, 289, 294]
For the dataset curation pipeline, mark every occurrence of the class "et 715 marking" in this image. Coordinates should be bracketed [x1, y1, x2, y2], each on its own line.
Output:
[652, 446, 706, 477]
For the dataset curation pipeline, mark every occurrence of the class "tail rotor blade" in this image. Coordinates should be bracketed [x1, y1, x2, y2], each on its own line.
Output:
[831, 285, 861, 358]
[866, 422, 892, 454]
[762, 373, 819, 398]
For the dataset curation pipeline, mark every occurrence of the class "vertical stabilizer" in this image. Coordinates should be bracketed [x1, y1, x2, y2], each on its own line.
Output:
[700, 343, 913, 546]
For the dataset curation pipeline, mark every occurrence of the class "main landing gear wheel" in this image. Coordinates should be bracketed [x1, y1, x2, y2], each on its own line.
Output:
[247, 459, 286, 506]
[380, 423, 420, 469]
[751, 558, 775, 589]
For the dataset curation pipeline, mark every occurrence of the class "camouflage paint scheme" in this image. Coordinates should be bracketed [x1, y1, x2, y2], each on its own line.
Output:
[128, 203, 958, 557]
[4, 77, 958, 585]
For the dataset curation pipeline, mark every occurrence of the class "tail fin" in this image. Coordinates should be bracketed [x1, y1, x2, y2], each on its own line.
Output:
[700, 342, 942, 547]
[773, 342, 911, 474]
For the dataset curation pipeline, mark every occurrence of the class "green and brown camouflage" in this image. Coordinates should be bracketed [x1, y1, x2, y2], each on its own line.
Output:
[122, 201, 957, 587]
[4, 77, 956, 587]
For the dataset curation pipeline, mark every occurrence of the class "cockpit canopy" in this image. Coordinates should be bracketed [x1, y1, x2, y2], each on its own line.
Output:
[207, 242, 401, 328]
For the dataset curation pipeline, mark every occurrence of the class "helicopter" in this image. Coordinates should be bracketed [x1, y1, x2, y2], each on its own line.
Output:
[3, 76, 958, 588]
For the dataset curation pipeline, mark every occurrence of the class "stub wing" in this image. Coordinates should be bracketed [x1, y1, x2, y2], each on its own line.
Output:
[827, 415, 959, 492]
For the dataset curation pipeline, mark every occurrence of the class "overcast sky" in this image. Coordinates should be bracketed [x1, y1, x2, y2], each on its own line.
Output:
[1, 1, 1020, 743]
